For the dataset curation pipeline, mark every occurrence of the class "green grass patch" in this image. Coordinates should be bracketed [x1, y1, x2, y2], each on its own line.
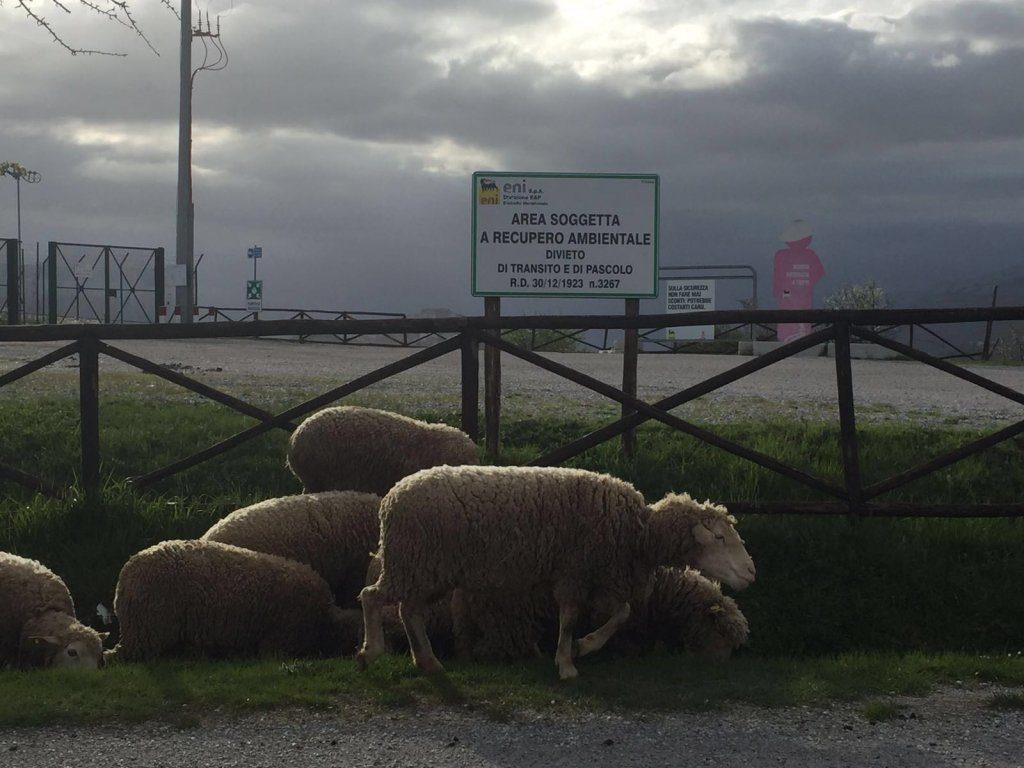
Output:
[0, 652, 1021, 727]
[2, 489, 1024, 659]
[1, 394, 1023, 668]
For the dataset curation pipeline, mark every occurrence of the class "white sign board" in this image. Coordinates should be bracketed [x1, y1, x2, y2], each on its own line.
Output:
[472, 172, 659, 297]
[665, 280, 716, 340]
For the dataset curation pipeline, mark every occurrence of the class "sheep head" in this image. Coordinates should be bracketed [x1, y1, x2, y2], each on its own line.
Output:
[649, 567, 750, 658]
[647, 493, 755, 591]
[21, 614, 107, 670]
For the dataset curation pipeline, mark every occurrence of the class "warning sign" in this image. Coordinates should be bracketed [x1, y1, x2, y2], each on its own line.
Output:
[665, 280, 715, 340]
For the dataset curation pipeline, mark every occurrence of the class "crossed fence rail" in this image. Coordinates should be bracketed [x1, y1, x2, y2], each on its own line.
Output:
[0, 307, 1022, 517]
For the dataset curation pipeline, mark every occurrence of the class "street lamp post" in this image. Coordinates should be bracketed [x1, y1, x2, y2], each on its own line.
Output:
[1, 161, 42, 253]
[1, 161, 42, 325]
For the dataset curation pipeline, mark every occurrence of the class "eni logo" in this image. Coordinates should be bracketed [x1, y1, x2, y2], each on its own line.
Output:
[478, 177, 500, 205]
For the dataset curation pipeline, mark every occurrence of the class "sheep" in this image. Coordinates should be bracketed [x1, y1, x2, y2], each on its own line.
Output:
[357, 465, 755, 679]
[633, 566, 750, 660]
[108, 540, 356, 662]
[286, 406, 479, 496]
[449, 566, 749, 663]
[355, 572, 749, 664]
[0, 552, 106, 669]
[200, 491, 381, 608]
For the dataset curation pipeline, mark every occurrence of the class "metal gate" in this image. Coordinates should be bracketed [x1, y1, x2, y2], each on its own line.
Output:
[46, 242, 165, 324]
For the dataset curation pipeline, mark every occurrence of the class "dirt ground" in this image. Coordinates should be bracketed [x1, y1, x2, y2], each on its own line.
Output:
[2, 336, 1023, 425]
[1, 685, 1022, 768]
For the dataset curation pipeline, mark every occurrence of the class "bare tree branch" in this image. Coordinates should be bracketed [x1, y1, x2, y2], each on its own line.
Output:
[10, 0, 178, 56]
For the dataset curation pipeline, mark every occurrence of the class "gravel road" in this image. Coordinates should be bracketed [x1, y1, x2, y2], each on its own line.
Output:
[2, 337, 1023, 425]
[1, 686, 1021, 768]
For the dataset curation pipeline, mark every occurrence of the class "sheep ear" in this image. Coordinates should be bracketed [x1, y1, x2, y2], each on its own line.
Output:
[28, 636, 62, 649]
[98, 632, 110, 642]
[692, 523, 715, 545]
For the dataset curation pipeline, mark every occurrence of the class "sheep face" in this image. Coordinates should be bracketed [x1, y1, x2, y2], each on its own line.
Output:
[689, 516, 755, 591]
[26, 632, 106, 670]
[649, 494, 755, 591]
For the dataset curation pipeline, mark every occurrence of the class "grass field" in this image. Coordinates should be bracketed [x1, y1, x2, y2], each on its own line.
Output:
[0, 388, 1022, 723]
[1, 652, 1022, 727]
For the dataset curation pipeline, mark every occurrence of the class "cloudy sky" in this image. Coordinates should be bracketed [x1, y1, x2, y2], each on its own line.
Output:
[2, 0, 1021, 316]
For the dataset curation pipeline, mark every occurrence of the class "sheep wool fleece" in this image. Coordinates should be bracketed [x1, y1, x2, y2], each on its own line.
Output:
[201, 491, 381, 608]
[286, 406, 479, 496]
[374, 465, 650, 606]
[0, 552, 79, 666]
[112, 540, 348, 661]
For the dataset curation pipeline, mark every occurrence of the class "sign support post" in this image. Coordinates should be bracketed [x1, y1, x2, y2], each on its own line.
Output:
[484, 296, 501, 459]
[622, 299, 639, 456]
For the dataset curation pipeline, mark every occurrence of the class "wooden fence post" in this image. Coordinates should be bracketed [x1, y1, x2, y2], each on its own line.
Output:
[834, 321, 862, 516]
[461, 326, 480, 443]
[78, 335, 101, 499]
[484, 297, 501, 459]
[622, 299, 639, 456]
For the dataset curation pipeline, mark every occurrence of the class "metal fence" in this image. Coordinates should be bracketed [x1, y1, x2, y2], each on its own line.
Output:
[45, 242, 165, 325]
[1, 238, 16, 324]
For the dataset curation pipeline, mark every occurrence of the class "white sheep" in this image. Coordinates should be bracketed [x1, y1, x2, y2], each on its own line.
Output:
[0, 552, 106, 669]
[451, 566, 750, 662]
[108, 540, 356, 662]
[200, 491, 381, 608]
[628, 566, 750, 660]
[357, 466, 755, 679]
[286, 406, 479, 496]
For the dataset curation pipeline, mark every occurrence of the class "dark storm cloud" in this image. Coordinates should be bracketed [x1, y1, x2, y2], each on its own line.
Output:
[1, 1, 1021, 313]
[900, 0, 1024, 43]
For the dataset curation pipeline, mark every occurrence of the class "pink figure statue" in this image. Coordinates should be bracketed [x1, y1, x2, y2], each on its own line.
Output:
[772, 220, 824, 343]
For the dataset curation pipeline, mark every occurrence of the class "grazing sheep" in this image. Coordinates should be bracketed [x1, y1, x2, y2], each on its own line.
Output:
[201, 491, 381, 608]
[0, 552, 106, 669]
[415, 567, 749, 663]
[286, 406, 479, 495]
[109, 540, 355, 662]
[632, 566, 749, 660]
[357, 466, 755, 679]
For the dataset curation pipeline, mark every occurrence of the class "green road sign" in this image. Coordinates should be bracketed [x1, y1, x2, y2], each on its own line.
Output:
[246, 280, 263, 300]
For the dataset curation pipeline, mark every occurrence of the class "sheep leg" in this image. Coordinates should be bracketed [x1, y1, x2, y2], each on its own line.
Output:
[399, 601, 444, 674]
[576, 601, 632, 657]
[554, 602, 580, 680]
[355, 584, 387, 670]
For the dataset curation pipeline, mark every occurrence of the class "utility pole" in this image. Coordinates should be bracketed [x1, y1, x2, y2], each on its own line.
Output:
[175, 2, 193, 323]
[175, 6, 226, 324]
